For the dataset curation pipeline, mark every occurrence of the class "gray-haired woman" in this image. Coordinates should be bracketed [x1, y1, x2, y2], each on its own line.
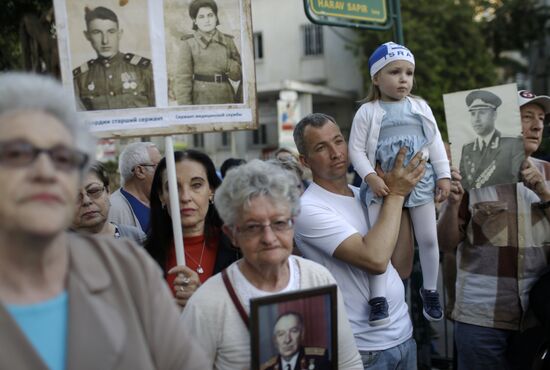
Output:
[0, 73, 207, 369]
[72, 162, 146, 244]
[180, 159, 362, 369]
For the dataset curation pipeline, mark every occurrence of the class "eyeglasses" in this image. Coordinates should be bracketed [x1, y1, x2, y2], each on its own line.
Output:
[0, 140, 88, 172]
[131, 163, 157, 172]
[77, 185, 106, 203]
[234, 219, 294, 237]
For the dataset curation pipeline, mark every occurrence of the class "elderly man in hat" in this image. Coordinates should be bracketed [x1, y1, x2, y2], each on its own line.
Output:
[73, 6, 155, 111]
[438, 90, 550, 370]
[459, 90, 524, 189]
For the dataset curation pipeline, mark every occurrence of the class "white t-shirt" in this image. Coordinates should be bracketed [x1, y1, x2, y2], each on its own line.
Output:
[179, 256, 363, 369]
[294, 182, 413, 351]
[230, 257, 301, 312]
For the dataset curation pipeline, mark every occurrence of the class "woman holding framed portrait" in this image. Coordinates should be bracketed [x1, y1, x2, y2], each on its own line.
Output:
[179, 160, 362, 369]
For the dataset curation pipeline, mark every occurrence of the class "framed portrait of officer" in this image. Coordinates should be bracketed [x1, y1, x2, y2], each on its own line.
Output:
[250, 285, 338, 370]
[61, 0, 156, 111]
[444, 83, 524, 190]
[164, 0, 243, 106]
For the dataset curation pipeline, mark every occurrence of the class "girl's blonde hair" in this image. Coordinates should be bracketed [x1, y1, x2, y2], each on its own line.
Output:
[362, 80, 382, 103]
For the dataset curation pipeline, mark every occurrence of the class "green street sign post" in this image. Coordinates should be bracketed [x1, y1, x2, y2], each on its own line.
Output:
[307, 0, 388, 24]
[304, 0, 403, 44]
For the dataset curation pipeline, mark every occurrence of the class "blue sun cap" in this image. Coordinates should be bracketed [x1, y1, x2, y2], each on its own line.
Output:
[368, 42, 415, 77]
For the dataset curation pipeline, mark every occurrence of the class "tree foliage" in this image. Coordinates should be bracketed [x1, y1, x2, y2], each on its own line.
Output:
[476, 0, 549, 65]
[0, 0, 53, 72]
[355, 0, 498, 140]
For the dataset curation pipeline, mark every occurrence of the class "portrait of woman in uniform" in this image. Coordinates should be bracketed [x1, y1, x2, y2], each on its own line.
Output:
[170, 0, 243, 106]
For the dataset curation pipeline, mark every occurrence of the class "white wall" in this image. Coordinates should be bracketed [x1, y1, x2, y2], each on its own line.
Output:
[251, 0, 363, 95]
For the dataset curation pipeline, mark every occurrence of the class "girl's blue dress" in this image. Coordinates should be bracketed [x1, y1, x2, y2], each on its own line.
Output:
[361, 99, 435, 208]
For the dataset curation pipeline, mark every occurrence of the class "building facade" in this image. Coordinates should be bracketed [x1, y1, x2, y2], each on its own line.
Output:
[173, 0, 364, 166]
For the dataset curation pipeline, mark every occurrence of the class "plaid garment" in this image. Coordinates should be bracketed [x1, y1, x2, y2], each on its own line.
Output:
[452, 157, 550, 330]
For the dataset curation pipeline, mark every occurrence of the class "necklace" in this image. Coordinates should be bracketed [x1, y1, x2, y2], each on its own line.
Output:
[185, 239, 206, 274]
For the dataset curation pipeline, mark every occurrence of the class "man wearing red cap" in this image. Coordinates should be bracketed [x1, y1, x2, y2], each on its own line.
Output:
[438, 90, 550, 369]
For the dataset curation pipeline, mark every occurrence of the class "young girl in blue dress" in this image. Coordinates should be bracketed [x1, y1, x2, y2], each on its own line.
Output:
[349, 42, 451, 326]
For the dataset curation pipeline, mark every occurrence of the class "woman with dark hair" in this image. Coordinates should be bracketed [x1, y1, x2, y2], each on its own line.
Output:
[145, 150, 240, 307]
[175, 0, 242, 105]
[72, 162, 145, 243]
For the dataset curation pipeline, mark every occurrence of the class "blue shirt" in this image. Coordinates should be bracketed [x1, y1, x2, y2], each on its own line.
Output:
[7, 291, 68, 370]
[121, 187, 151, 232]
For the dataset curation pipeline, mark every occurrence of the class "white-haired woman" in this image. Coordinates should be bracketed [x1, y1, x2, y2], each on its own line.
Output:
[0, 73, 207, 369]
[180, 159, 363, 369]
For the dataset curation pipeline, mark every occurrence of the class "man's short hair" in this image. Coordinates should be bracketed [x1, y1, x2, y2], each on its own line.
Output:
[273, 311, 304, 333]
[220, 157, 246, 178]
[293, 113, 336, 155]
[85, 6, 118, 28]
[118, 142, 157, 185]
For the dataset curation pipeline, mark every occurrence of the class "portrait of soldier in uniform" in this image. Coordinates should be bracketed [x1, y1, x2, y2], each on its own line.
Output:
[457, 90, 524, 190]
[72, 6, 155, 111]
[260, 312, 330, 370]
[174, 0, 243, 106]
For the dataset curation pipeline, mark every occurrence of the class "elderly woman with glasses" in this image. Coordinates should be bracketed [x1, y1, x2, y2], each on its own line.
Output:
[180, 160, 362, 369]
[72, 162, 145, 243]
[0, 73, 207, 369]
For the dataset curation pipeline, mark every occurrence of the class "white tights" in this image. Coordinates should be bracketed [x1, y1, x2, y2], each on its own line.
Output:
[368, 201, 439, 299]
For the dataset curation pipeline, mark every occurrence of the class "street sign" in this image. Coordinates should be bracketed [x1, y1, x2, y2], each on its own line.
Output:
[308, 0, 387, 23]
[304, 0, 394, 30]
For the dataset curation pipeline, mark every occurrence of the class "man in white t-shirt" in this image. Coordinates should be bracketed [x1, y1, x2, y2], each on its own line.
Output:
[293, 113, 425, 369]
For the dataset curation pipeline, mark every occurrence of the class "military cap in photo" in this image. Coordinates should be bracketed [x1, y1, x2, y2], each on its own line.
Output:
[518, 90, 550, 114]
[466, 90, 502, 111]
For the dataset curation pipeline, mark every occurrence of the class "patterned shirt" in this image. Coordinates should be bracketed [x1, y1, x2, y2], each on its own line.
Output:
[453, 157, 550, 330]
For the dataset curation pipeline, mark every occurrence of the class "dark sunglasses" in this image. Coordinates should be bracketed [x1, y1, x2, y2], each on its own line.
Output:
[0, 140, 88, 172]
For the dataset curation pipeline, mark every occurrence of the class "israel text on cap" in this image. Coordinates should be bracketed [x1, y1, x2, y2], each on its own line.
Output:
[368, 42, 415, 77]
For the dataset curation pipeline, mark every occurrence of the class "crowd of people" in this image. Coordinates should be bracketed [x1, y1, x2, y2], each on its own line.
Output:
[0, 37, 549, 370]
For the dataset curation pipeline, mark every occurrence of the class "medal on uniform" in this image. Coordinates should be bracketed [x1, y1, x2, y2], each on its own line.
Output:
[87, 81, 95, 91]
[308, 359, 315, 369]
[122, 72, 138, 90]
[121, 72, 131, 89]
